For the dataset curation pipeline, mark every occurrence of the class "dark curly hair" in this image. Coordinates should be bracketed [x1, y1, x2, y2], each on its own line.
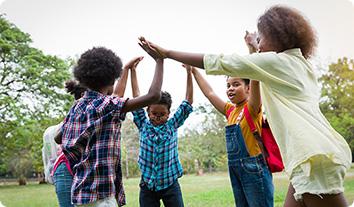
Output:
[73, 47, 123, 91]
[257, 5, 317, 59]
[65, 80, 86, 100]
[148, 91, 172, 111]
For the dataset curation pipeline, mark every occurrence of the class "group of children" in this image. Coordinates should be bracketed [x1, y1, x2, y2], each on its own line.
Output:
[43, 5, 352, 207]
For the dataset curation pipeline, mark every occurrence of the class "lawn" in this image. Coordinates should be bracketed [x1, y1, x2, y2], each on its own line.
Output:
[1, 169, 354, 207]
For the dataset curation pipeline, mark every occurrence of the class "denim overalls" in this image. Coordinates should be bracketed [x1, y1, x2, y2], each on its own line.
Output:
[225, 109, 274, 207]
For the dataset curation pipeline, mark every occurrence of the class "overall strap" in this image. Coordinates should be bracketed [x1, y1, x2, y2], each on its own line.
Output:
[243, 105, 269, 158]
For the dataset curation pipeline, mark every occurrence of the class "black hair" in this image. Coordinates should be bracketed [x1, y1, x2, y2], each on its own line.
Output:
[242, 79, 250, 85]
[73, 47, 123, 91]
[148, 91, 172, 111]
[226, 76, 250, 85]
[65, 80, 86, 100]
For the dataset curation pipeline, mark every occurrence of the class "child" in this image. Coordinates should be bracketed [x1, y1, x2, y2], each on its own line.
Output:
[138, 5, 352, 207]
[184, 31, 273, 206]
[61, 40, 164, 207]
[129, 63, 193, 207]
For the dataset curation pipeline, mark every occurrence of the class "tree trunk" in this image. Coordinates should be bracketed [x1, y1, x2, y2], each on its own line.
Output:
[194, 159, 203, 176]
[18, 177, 26, 185]
[125, 148, 129, 179]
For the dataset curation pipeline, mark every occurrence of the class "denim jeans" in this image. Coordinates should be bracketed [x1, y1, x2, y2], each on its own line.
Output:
[139, 180, 184, 207]
[226, 124, 274, 207]
[54, 162, 74, 207]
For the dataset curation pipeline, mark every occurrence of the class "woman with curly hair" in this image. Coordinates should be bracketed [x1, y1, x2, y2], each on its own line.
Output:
[139, 5, 351, 207]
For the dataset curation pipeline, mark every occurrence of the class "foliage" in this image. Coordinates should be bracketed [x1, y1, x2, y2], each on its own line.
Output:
[0, 15, 72, 182]
[319, 57, 354, 159]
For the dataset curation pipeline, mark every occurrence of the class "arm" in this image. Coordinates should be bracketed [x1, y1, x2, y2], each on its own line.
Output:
[130, 61, 140, 98]
[138, 36, 205, 69]
[244, 31, 261, 114]
[191, 67, 227, 115]
[122, 38, 165, 112]
[112, 56, 143, 97]
[182, 65, 193, 105]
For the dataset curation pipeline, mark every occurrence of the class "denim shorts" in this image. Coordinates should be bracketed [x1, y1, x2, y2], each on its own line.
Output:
[290, 154, 347, 201]
[54, 162, 74, 207]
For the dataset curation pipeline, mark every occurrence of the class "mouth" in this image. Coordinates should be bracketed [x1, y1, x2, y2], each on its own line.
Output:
[227, 93, 235, 100]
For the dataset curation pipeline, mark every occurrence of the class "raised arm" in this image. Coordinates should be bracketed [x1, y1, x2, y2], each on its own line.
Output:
[122, 38, 164, 112]
[182, 65, 193, 105]
[191, 66, 226, 115]
[130, 60, 141, 98]
[138, 36, 205, 69]
[112, 56, 143, 97]
[244, 31, 261, 114]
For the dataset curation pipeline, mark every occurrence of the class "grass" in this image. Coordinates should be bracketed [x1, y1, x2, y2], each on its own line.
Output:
[1, 169, 354, 207]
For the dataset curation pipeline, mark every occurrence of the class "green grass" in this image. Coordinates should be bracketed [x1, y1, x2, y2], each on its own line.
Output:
[1, 169, 354, 207]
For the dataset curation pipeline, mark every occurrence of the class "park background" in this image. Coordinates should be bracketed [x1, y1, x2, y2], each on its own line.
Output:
[0, 0, 353, 206]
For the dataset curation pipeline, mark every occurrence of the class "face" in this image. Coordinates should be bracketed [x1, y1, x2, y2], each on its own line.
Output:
[226, 77, 249, 105]
[257, 32, 275, 53]
[147, 104, 170, 126]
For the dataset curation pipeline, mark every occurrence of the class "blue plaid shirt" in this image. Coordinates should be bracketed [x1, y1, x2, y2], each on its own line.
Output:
[61, 90, 127, 206]
[133, 100, 193, 191]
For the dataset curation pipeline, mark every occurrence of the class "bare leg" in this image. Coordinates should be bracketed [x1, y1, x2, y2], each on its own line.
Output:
[283, 183, 306, 207]
[302, 192, 347, 207]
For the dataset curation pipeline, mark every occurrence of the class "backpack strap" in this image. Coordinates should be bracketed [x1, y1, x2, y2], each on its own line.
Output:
[243, 105, 269, 158]
[226, 106, 235, 119]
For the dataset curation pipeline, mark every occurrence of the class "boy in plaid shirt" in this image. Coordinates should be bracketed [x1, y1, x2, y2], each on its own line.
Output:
[128, 63, 193, 207]
[61, 37, 164, 207]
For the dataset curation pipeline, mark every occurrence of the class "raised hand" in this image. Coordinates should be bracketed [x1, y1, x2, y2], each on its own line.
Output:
[138, 36, 167, 60]
[124, 56, 144, 70]
[182, 64, 194, 74]
[244, 31, 259, 54]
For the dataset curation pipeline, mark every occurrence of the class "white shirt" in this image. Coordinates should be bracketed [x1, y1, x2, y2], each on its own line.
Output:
[204, 48, 352, 174]
[42, 123, 61, 184]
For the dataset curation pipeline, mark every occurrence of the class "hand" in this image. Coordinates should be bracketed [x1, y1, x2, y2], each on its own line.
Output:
[182, 64, 194, 74]
[244, 31, 259, 54]
[124, 56, 143, 70]
[138, 36, 167, 60]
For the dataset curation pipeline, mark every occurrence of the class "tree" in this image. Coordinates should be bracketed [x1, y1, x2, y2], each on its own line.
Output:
[319, 57, 354, 160]
[0, 15, 72, 184]
[179, 104, 228, 175]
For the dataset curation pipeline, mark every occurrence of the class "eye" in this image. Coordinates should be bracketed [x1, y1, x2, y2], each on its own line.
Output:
[256, 37, 260, 44]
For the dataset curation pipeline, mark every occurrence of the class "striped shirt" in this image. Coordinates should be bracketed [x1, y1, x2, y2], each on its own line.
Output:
[133, 100, 193, 191]
[61, 90, 127, 206]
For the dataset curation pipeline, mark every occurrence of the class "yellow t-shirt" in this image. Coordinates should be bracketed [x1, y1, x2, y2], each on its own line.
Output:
[225, 102, 262, 156]
[205, 48, 352, 174]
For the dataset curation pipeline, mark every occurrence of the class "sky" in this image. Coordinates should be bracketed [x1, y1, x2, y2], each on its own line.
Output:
[1, 0, 354, 126]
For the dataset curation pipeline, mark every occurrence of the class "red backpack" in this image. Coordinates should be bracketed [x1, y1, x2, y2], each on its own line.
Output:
[226, 105, 284, 173]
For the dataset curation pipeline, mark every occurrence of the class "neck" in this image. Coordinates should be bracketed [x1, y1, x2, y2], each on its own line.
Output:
[235, 98, 247, 106]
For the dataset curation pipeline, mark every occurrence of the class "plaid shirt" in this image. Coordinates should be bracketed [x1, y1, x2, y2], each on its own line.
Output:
[133, 100, 193, 191]
[61, 90, 127, 206]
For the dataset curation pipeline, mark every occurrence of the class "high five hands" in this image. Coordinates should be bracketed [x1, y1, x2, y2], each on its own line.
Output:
[138, 36, 167, 60]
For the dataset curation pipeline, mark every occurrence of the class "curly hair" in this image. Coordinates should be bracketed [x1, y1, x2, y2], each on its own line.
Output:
[153, 91, 172, 111]
[257, 5, 317, 59]
[73, 47, 123, 91]
[65, 80, 86, 100]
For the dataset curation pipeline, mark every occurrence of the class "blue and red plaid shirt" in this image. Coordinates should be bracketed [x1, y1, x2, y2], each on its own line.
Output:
[133, 100, 193, 191]
[61, 90, 127, 206]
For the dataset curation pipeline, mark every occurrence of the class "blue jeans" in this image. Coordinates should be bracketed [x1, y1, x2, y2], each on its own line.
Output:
[226, 124, 274, 207]
[53, 162, 74, 207]
[139, 180, 184, 207]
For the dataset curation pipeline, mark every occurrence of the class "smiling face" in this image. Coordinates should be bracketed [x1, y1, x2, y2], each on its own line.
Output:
[226, 77, 249, 105]
[147, 104, 170, 126]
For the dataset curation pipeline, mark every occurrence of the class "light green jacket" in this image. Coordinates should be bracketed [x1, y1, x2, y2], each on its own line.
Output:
[204, 48, 352, 175]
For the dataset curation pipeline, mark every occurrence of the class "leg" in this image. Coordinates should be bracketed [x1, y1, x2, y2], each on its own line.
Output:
[161, 181, 184, 207]
[283, 183, 306, 207]
[54, 163, 74, 207]
[302, 193, 347, 207]
[139, 182, 160, 207]
[229, 165, 249, 207]
[241, 157, 274, 207]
